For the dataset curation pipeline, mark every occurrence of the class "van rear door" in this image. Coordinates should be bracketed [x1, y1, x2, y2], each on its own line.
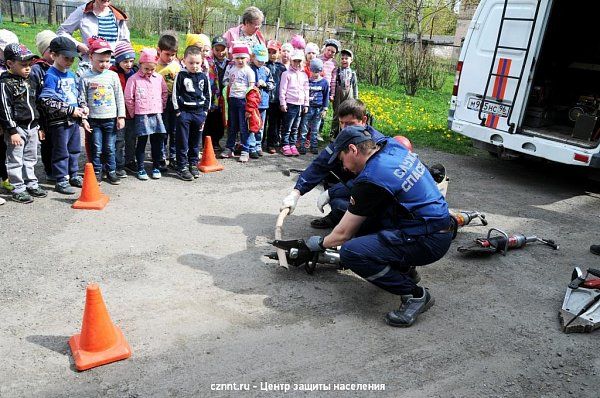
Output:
[453, 0, 552, 132]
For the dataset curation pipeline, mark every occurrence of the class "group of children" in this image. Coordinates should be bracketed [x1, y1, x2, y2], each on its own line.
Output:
[0, 27, 358, 204]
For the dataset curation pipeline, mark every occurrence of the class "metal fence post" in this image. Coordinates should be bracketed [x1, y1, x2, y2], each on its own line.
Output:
[10, 0, 14, 22]
[33, 2, 37, 24]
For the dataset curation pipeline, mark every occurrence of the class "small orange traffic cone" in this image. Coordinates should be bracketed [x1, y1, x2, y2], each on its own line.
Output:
[72, 163, 109, 210]
[69, 283, 131, 371]
[198, 136, 224, 173]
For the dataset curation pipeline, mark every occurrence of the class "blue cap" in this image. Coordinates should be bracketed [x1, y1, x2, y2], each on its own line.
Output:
[252, 44, 268, 62]
[328, 125, 373, 164]
[309, 58, 323, 72]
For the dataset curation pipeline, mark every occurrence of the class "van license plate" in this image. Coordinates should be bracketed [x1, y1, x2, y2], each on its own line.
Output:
[467, 97, 510, 117]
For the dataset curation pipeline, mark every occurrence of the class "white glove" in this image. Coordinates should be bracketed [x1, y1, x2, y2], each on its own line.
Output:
[258, 79, 266, 87]
[317, 190, 330, 213]
[281, 190, 301, 214]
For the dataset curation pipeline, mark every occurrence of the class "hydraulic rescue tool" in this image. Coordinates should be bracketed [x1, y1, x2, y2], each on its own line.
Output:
[449, 210, 487, 239]
[457, 228, 559, 256]
[559, 267, 600, 333]
[268, 239, 340, 274]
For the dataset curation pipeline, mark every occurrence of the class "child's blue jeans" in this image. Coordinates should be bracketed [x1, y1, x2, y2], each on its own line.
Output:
[89, 118, 117, 174]
[300, 106, 323, 149]
[282, 104, 302, 146]
[226, 97, 250, 153]
[248, 109, 267, 153]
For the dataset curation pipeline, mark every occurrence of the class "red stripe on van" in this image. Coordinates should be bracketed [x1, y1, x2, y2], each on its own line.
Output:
[485, 58, 512, 128]
[496, 58, 512, 100]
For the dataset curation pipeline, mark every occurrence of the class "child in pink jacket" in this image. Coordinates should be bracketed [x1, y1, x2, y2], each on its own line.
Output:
[124, 48, 168, 180]
[279, 50, 309, 156]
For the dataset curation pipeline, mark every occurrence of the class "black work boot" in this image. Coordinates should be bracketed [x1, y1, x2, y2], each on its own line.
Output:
[590, 245, 600, 256]
[310, 210, 344, 229]
[385, 288, 434, 327]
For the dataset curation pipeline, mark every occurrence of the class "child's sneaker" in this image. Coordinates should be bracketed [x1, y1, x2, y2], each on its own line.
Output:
[107, 171, 121, 185]
[311, 147, 319, 155]
[189, 165, 200, 178]
[267, 147, 277, 154]
[55, 181, 76, 194]
[0, 197, 5, 205]
[290, 145, 300, 156]
[178, 168, 193, 181]
[282, 145, 292, 156]
[137, 170, 149, 181]
[1, 179, 14, 192]
[220, 148, 233, 158]
[257, 149, 263, 157]
[238, 151, 249, 163]
[151, 168, 161, 179]
[12, 191, 33, 204]
[69, 176, 83, 188]
[298, 146, 306, 155]
[249, 151, 259, 159]
[115, 169, 127, 178]
[27, 186, 47, 198]
[95, 172, 103, 185]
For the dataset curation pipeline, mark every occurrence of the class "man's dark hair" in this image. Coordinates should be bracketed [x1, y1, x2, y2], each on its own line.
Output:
[158, 31, 178, 52]
[184, 45, 202, 58]
[338, 99, 366, 120]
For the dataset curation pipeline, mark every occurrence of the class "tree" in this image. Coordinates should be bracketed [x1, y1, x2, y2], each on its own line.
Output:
[48, 0, 56, 25]
[182, 0, 217, 33]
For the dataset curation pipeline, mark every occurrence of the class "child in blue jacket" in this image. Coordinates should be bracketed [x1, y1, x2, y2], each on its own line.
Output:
[265, 40, 286, 154]
[249, 44, 274, 158]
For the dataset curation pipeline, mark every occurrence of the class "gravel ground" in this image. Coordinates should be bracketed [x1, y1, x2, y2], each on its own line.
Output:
[1, 144, 599, 397]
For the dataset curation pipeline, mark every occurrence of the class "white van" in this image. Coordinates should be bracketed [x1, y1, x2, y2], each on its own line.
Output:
[448, 0, 600, 167]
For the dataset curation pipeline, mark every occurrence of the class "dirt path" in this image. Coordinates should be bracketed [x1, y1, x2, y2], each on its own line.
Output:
[1, 147, 599, 397]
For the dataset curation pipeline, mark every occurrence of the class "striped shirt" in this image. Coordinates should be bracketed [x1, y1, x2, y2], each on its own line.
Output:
[97, 11, 118, 44]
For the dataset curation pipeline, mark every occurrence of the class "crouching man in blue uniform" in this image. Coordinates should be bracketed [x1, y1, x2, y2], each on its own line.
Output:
[303, 125, 453, 327]
[280, 99, 386, 228]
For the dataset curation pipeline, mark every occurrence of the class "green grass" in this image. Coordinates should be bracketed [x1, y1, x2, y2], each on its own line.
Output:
[358, 78, 472, 155]
[2, 20, 471, 155]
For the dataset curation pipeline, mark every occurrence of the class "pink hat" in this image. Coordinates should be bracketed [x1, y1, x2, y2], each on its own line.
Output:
[231, 44, 250, 58]
[139, 48, 158, 64]
[290, 34, 306, 50]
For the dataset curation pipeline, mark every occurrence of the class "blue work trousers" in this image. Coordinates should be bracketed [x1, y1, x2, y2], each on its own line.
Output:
[340, 230, 453, 295]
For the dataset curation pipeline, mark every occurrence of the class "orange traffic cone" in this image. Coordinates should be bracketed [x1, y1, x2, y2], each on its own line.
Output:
[72, 163, 109, 210]
[198, 136, 224, 173]
[69, 283, 131, 371]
